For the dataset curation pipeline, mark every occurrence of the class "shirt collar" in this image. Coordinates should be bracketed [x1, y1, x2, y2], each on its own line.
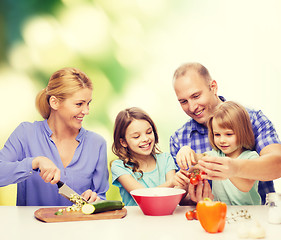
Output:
[43, 119, 85, 141]
[189, 95, 226, 136]
[43, 119, 53, 137]
[190, 119, 208, 136]
[219, 95, 226, 102]
[76, 127, 86, 142]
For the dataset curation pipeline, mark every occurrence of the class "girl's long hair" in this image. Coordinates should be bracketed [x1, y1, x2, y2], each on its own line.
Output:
[111, 107, 161, 177]
[207, 101, 255, 151]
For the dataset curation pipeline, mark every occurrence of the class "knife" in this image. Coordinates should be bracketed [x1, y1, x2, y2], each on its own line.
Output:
[57, 180, 88, 204]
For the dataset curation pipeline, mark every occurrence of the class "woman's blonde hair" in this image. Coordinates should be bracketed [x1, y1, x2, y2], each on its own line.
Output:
[112, 107, 161, 177]
[35, 67, 92, 119]
[207, 101, 255, 151]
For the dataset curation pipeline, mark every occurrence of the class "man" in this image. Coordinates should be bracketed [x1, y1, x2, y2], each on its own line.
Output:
[170, 62, 281, 204]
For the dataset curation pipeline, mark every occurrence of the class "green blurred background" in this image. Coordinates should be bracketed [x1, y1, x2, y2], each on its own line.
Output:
[1, 0, 281, 205]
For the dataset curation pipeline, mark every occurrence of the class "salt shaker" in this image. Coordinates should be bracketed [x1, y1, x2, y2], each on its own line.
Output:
[265, 192, 281, 224]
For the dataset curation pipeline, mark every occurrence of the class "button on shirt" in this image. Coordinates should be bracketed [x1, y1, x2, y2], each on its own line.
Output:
[170, 98, 280, 204]
[0, 120, 109, 206]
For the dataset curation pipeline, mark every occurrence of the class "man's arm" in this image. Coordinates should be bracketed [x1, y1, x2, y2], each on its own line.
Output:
[237, 143, 281, 180]
[198, 143, 281, 181]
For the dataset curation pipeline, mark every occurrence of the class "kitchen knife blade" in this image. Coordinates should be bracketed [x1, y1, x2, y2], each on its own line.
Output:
[57, 180, 88, 204]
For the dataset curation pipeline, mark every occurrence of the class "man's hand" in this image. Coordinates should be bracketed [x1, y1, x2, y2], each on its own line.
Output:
[197, 155, 237, 180]
[189, 179, 214, 202]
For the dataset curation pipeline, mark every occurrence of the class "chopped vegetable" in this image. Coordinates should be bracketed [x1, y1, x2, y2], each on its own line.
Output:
[54, 211, 63, 215]
[53, 193, 87, 215]
[69, 193, 87, 207]
[53, 195, 124, 216]
[81, 200, 125, 215]
[81, 204, 95, 215]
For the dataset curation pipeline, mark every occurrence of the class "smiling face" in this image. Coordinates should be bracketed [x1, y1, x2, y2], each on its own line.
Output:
[121, 119, 155, 158]
[173, 70, 221, 125]
[212, 118, 243, 158]
[52, 88, 92, 131]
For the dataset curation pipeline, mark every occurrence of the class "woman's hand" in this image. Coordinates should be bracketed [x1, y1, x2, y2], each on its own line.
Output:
[188, 179, 214, 202]
[176, 146, 197, 170]
[197, 155, 237, 180]
[32, 156, 60, 184]
[81, 190, 100, 203]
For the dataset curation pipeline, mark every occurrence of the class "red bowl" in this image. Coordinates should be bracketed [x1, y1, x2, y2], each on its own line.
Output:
[130, 188, 186, 216]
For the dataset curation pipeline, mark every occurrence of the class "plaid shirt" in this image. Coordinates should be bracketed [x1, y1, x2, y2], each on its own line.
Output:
[170, 98, 280, 204]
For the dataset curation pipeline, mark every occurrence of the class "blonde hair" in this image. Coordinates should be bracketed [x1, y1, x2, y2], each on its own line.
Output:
[207, 101, 255, 151]
[112, 107, 161, 177]
[173, 62, 212, 84]
[36, 67, 93, 119]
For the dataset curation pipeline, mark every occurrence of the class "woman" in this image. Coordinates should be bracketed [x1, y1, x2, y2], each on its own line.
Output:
[0, 67, 109, 206]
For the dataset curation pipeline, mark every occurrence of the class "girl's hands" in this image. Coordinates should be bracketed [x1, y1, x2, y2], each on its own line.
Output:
[81, 190, 100, 203]
[32, 156, 60, 184]
[173, 169, 190, 188]
[176, 146, 197, 170]
[158, 170, 176, 188]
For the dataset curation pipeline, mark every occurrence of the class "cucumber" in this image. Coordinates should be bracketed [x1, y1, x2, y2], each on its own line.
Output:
[81, 200, 125, 215]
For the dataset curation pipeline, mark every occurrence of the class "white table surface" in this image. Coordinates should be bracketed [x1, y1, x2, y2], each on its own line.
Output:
[0, 205, 280, 240]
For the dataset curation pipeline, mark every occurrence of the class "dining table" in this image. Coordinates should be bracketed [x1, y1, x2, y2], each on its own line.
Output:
[0, 205, 280, 240]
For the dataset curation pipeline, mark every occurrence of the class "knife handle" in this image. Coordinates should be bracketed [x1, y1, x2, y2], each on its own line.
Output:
[57, 180, 64, 188]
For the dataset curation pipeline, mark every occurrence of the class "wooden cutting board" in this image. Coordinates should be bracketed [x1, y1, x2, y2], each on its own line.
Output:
[34, 207, 127, 223]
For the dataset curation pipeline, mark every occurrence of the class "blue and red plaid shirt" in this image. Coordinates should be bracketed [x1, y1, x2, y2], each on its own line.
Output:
[170, 97, 280, 204]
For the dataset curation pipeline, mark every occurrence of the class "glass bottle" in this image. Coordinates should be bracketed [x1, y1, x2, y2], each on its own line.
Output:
[265, 192, 281, 224]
